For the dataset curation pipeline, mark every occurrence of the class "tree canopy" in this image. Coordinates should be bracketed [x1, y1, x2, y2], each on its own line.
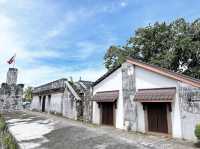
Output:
[104, 18, 200, 79]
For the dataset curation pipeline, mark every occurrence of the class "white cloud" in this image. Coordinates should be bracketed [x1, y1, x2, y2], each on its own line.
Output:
[14, 48, 63, 63]
[74, 41, 103, 59]
[0, 0, 7, 4]
[0, 15, 17, 51]
[100, 1, 129, 13]
[0, 15, 20, 63]
[46, 9, 95, 39]
[120, 2, 127, 7]
[0, 1, 112, 87]
[0, 14, 63, 64]
[46, 12, 77, 38]
[17, 65, 106, 86]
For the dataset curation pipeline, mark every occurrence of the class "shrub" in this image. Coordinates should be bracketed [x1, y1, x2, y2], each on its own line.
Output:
[0, 117, 6, 131]
[195, 124, 200, 140]
[0, 115, 17, 149]
[3, 132, 17, 149]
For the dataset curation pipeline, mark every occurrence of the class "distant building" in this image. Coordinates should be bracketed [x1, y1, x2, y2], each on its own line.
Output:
[31, 79, 93, 121]
[0, 68, 24, 111]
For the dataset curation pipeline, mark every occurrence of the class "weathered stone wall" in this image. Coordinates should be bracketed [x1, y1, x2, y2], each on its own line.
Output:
[33, 79, 66, 94]
[62, 87, 77, 120]
[83, 88, 93, 122]
[31, 96, 41, 111]
[32, 79, 92, 121]
[6, 68, 18, 85]
[122, 62, 137, 131]
[0, 68, 24, 112]
[178, 82, 200, 140]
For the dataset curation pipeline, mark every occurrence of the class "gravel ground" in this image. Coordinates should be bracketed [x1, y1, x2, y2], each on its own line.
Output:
[2, 111, 198, 149]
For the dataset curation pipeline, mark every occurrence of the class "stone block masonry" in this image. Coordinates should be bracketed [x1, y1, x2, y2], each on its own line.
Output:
[122, 62, 137, 131]
[178, 82, 200, 140]
[0, 68, 24, 112]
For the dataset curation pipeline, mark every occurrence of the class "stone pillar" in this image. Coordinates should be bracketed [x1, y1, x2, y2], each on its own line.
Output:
[62, 87, 69, 117]
[122, 62, 137, 131]
[16, 84, 24, 110]
[6, 68, 18, 85]
[83, 88, 93, 123]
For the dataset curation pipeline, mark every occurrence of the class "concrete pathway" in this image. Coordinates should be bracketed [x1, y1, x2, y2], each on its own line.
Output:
[3, 111, 198, 149]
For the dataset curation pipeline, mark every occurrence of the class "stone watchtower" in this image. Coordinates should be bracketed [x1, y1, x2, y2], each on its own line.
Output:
[7, 68, 18, 85]
[0, 68, 24, 112]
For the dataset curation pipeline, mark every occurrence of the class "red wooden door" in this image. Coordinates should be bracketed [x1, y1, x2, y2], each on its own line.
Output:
[101, 102, 114, 126]
[147, 103, 168, 133]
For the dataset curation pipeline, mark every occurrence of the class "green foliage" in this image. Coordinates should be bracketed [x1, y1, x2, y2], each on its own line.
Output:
[24, 87, 33, 101]
[0, 115, 17, 149]
[0, 117, 6, 131]
[2, 133, 17, 149]
[104, 18, 200, 79]
[104, 45, 129, 70]
[195, 124, 200, 140]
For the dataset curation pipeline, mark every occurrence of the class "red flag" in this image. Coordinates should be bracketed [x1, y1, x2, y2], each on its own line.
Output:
[7, 54, 16, 64]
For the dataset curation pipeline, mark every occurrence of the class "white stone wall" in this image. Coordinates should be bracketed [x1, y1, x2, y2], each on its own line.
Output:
[178, 83, 200, 140]
[136, 102, 145, 133]
[49, 93, 63, 114]
[92, 65, 184, 139]
[31, 86, 80, 120]
[171, 92, 182, 138]
[93, 68, 124, 129]
[31, 96, 41, 111]
[93, 64, 200, 141]
[45, 95, 51, 113]
[135, 66, 182, 138]
[135, 67, 177, 89]
[63, 88, 77, 120]
[31, 93, 63, 114]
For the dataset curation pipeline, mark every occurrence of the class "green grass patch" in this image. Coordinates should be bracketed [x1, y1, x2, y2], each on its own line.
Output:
[0, 114, 18, 149]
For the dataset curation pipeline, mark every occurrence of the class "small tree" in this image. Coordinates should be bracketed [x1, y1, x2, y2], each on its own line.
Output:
[24, 87, 33, 102]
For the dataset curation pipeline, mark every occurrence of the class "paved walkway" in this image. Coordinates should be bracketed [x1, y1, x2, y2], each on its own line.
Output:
[3, 111, 198, 149]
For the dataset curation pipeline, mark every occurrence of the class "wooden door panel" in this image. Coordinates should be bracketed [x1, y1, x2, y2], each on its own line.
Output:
[147, 103, 168, 133]
[101, 103, 114, 125]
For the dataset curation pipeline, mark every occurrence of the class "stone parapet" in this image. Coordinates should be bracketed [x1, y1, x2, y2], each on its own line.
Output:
[33, 78, 67, 95]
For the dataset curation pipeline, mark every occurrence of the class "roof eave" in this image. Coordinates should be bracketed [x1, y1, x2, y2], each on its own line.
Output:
[92, 65, 121, 87]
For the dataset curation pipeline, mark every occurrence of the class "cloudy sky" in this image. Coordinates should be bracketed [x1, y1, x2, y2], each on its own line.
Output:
[0, 0, 199, 86]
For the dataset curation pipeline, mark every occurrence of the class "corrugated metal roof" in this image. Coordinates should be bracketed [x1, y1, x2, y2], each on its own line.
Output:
[93, 90, 119, 102]
[134, 87, 176, 102]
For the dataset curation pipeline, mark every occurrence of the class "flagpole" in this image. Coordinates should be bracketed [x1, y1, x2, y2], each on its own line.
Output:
[13, 54, 16, 68]
[13, 60, 15, 68]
